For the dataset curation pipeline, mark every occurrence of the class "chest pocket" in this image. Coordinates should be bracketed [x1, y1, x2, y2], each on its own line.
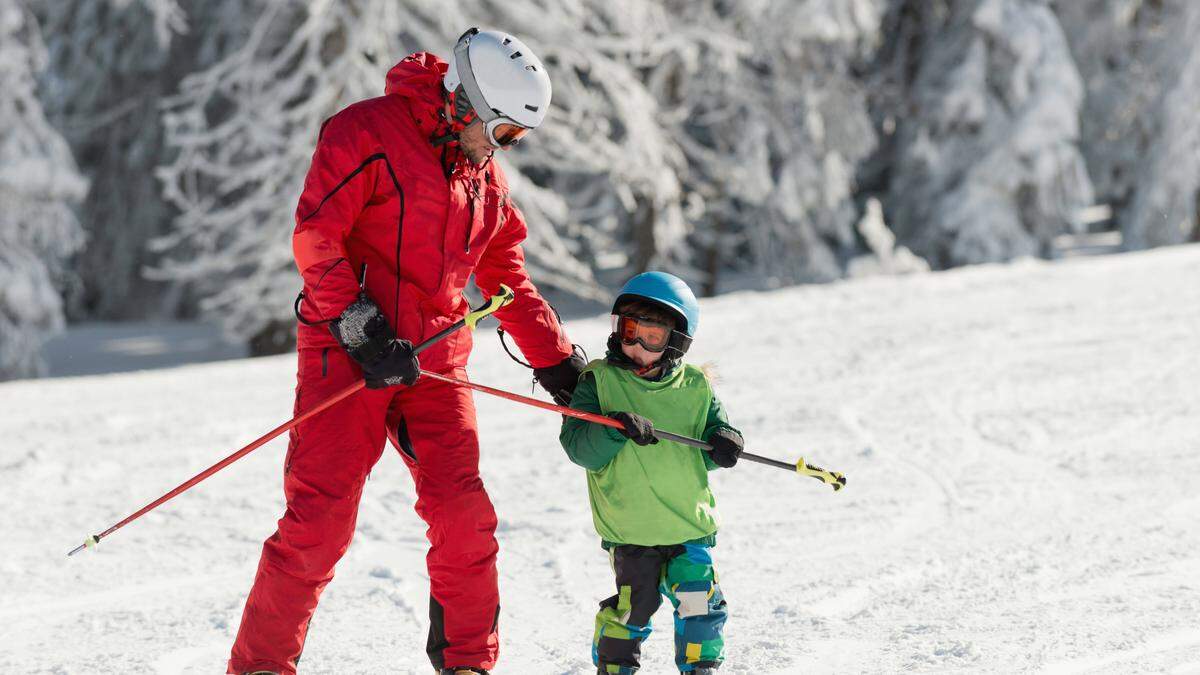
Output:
[473, 184, 508, 251]
[485, 184, 507, 226]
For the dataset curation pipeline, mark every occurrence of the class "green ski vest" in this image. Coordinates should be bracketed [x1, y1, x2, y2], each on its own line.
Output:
[583, 360, 720, 546]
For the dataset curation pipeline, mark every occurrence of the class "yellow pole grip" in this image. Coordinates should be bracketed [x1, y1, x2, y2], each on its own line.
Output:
[796, 457, 847, 491]
[465, 284, 516, 330]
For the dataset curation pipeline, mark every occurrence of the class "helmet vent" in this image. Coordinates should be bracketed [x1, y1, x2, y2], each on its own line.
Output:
[510, 51, 522, 59]
[525, 104, 539, 112]
[503, 37, 512, 45]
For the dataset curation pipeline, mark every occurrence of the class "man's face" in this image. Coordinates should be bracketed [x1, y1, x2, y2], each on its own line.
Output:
[445, 101, 510, 166]
[458, 118, 498, 166]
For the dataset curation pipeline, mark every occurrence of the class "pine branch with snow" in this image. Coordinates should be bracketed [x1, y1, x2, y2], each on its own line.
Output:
[1055, 0, 1200, 248]
[876, 0, 1094, 268]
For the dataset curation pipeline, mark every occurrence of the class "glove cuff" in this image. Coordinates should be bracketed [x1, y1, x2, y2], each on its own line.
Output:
[707, 426, 743, 447]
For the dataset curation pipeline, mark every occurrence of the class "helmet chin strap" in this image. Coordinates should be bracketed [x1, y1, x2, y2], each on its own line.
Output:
[429, 130, 458, 147]
[634, 362, 661, 377]
[430, 94, 470, 147]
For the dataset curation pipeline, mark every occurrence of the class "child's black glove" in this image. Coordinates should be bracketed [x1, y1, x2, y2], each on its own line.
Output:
[707, 427, 744, 468]
[610, 412, 659, 446]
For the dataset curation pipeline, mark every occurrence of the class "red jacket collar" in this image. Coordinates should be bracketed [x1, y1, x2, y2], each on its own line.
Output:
[386, 51, 491, 175]
[385, 51, 447, 139]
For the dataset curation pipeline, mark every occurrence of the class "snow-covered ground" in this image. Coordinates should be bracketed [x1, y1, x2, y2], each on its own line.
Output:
[3, 246, 1199, 674]
[41, 322, 247, 378]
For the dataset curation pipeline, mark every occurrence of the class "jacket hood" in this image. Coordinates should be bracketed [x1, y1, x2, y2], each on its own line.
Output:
[385, 52, 448, 136]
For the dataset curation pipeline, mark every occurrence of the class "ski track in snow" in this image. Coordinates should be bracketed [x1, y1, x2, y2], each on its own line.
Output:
[2, 246, 1199, 674]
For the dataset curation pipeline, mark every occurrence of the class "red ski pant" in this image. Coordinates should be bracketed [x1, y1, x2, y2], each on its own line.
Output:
[228, 347, 500, 674]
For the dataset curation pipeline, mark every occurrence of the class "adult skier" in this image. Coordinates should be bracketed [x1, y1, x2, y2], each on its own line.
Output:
[228, 28, 585, 675]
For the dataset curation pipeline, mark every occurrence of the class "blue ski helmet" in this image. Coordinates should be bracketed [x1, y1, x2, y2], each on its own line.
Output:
[613, 272, 700, 338]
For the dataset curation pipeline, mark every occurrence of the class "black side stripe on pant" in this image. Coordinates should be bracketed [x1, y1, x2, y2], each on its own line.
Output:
[427, 596, 449, 670]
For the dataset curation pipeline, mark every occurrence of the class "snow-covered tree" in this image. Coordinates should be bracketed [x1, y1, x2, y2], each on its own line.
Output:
[39, 0, 1197, 361]
[499, 1, 689, 286]
[463, 0, 883, 292]
[152, 1, 421, 352]
[31, 0, 185, 319]
[649, 0, 885, 291]
[0, 0, 87, 380]
[32, 1, 275, 321]
[1053, 0, 1200, 248]
[1128, 14, 1200, 249]
[151, 0, 892, 350]
[871, 0, 1094, 268]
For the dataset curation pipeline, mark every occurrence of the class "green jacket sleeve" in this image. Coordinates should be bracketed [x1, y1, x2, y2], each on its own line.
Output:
[559, 372, 628, 471]
[701, 391, 741, 471]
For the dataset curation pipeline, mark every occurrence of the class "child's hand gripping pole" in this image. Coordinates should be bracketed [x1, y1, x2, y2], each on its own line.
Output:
[415, 371, 847, 491]
[649, 428, 846, 491]
[67, 285, 515, 558]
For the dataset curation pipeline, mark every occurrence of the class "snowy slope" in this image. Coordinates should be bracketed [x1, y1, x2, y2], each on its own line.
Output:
[3, 246, 1199, 674]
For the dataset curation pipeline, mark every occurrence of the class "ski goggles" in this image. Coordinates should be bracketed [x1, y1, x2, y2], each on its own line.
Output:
[612, 314, 674, 352]
[450, 102, 530, 148]
[485, 119, 530, 148]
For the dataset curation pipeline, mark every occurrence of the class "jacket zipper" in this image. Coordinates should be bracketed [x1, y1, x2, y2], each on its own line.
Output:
[465, 178, 480, 253]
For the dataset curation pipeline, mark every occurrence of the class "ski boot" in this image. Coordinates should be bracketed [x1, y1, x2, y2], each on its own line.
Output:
[439, 669, 489, 675]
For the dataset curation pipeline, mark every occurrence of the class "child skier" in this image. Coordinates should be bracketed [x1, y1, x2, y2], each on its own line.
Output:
[559, 271, 744, 675]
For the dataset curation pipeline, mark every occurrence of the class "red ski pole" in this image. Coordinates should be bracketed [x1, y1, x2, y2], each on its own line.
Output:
[418, 370, 846, 490]
[67, 380, 363, 557]
[68, 285, 515, 557]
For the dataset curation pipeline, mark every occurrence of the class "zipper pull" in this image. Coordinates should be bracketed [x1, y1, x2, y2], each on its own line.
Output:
[465, 178, 482, 253]
[465, 198, 475, 253]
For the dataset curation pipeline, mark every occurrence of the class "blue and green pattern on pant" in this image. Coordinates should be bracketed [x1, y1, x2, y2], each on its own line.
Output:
[593, 543, 726, 673]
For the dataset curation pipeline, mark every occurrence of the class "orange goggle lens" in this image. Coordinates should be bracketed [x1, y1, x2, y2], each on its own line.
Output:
[614, 314, 672, 352]
[491, 122, 530, 147]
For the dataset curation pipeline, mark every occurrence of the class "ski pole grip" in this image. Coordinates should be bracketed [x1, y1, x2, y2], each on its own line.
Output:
[466, 284, 515, 329]
[796, 457, 847, 491]
[413, 285, 515, 356]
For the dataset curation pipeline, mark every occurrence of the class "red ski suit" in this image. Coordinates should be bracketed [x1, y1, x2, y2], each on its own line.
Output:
[228, 53, 573, 675]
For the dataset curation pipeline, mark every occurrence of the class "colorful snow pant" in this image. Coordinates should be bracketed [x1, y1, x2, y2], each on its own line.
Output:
[228, 347, 500, 675]
[593, 543, 726, 674]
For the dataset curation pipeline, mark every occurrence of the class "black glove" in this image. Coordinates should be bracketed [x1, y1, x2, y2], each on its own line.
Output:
[610, 412, 659, 446]
[330, 293, 420, 388]
[706, 427, 744, 468]
[533, 349, 587, 406]
[360, 339, 419, 388]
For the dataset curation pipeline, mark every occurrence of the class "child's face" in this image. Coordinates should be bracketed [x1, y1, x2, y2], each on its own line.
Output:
[621, 341, 661, 369]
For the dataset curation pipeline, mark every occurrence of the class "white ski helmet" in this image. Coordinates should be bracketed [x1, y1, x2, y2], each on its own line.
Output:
[443, 28, 552, 147]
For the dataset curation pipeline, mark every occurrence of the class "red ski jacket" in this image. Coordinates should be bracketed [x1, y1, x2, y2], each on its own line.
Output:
[292, 52, 573, 371]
